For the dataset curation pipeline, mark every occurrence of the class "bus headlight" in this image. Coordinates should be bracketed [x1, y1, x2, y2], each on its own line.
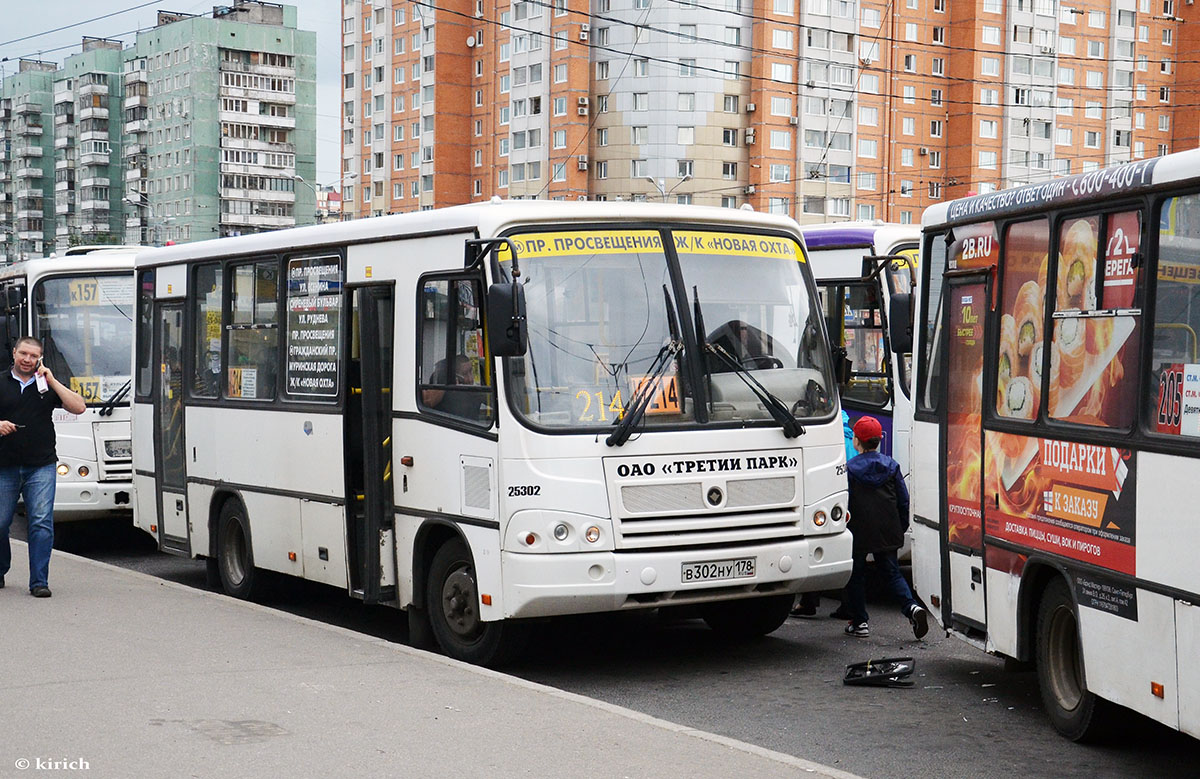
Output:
[57, 463, 69, 476]
[813, 509, 827, 527]
[77, 465, 89, 478]
[505, 510, 614, 553]
[831, 505, 844, 522]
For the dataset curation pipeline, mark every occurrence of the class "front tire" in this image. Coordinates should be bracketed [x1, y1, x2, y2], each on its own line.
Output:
[1035, 577, 1115, 741]
[700, 594, 793, 638]
[216, 500, 259, 600]
[426, 538, 527, 666]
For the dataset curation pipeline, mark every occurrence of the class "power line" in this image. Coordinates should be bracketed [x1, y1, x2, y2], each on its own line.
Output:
[0, 0, 161, 50]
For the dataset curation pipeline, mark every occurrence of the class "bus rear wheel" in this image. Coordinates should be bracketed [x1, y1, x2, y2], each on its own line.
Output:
[216, 500, 259, 600]
[700, 594, 793, 638]
[1035, 577, 1115, 742]
[426, 538, 527, 667]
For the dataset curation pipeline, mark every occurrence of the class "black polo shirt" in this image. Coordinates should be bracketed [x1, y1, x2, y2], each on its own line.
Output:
[0, 372, 63, 468]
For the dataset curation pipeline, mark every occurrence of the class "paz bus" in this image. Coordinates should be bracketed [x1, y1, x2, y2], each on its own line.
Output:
[0, 247, 136, 520]
[131, 200, 853, 665]
[802, 222, 918, 475]
[912, 149, 1200, 741]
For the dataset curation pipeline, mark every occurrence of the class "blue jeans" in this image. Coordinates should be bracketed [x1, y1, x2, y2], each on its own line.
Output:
[843, 549, 917, 625]
[0, 463, 58, 590]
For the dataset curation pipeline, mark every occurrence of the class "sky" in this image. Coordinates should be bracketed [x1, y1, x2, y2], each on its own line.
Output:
[1, 1, 341, 182]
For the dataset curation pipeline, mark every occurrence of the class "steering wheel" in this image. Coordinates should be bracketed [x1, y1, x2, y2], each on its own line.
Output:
[743, 356, 783, 369]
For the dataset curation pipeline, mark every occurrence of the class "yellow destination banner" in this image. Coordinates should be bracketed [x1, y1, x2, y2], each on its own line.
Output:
[1159, 260, 1200, 285]
[498, 230, 663, 260]
[672, 231, 803, 262]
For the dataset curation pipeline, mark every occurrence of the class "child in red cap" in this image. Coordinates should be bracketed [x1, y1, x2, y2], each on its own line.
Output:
[842, 415, 929, 639]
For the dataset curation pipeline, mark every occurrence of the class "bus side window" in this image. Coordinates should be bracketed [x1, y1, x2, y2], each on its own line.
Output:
[1047, 211, 1142, 429]
[226, 260, 279, 401]
[191, 263, 223, 398]
[1150, 194, 1200, 437]
[418, 276, 493, 427]
[136, 270, 155, 399]
[917, 232, 949, 413]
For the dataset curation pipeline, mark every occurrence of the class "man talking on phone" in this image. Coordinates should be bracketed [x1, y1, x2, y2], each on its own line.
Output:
[0, 337, 86, 597]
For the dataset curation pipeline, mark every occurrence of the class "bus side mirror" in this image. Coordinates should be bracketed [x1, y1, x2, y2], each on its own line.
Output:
[487, 282, 528, 357]
[889, 293, 913, 354]
[5, 287, 21, 309]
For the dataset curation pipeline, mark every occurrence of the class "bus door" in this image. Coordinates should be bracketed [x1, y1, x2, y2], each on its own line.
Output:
[820, 279, 894, 454]
[941, 274, 989, 628]
[345, 285, 395, 604]
[154, 302, 189, 554]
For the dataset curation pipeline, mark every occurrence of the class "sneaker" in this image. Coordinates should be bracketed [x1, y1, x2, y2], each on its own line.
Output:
[30, 586, 51, 598]
[844, 621, 869, 637]
[908, 605, 929, 639]
[790, 605, 818, 619]
[829, 607, 852, 620]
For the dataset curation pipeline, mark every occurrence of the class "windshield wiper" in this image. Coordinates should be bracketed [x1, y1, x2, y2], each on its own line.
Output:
[98, 379, 131, 417]
[693, 287, 804, 439]
[606, 286, 681, 447]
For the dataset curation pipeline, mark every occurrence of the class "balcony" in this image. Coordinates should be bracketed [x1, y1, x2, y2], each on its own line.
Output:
[17, 123, 44, 137]
[79, 106, 109, 122]
[15, 146, 43, 159]
[125, 215, 143, 228]
[220, 137, 297, 155]
[248, 112, 295, 130]
[219, 212, 294, 228]
[124, 167, 146, 183]
[54, 134, 74, 149]
[122, 143, 146, 159]
[79, 152, 110, 167]
[79, 81, 109, 98]
[15, 167, 43, 179]
[123, 69, 147, 85]
[16, 188, 40, 200]
[55, 157, 74, 170]
[218, 84, 297, 106]
[17, 230, 42, 241]
[54, 112, 74, 126]
[16, 208, 43, 220]
[123, 119, 149, 134]
[79, 130, 109, 144]
[14, 102, 41, 116]
[54, 180, 74, 192]
[55, 199, 73, 216]
[54, 89, 73, 105]
[79, 199, 109, 212]
[79, 176, 110, 189]
[123, 93, 147, 110]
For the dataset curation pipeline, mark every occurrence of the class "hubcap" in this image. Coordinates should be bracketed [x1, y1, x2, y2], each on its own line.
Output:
[221, 519, 246, 586]
[440, 565, 480, 640]
[1047, 603, 1083, 711]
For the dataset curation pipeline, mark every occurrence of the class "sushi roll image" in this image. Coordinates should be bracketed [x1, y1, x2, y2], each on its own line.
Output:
[1058, 219, 1098, 311]
[1055, 315, 1088, 392]
[997, 314, 1017, 414]
[1003, 376, 1038, 421]
[1013, 280, 1043, 373]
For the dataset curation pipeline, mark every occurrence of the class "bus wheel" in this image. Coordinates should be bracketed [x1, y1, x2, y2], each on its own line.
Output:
[426, 538, 526, 667]
[216, 501, 258, 600]
[700, 594, 793, 638]
[1035, 577, 1115, 742]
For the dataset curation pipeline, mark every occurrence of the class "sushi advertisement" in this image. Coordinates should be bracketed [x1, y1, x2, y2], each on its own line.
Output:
[945, 281, 986, 551]
[984, 432, 1137, 575]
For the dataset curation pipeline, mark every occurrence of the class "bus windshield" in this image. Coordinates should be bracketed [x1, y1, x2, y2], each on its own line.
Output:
[503, 227, 834, 429]
[34, 273, 135, 404]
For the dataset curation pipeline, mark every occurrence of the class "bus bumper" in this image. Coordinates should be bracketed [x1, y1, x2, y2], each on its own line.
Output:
[500, 531, 853, 620]
[50, 481, 134, 521]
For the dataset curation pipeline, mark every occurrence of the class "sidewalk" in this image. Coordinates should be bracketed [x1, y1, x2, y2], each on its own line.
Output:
[0, 543, 859, 779]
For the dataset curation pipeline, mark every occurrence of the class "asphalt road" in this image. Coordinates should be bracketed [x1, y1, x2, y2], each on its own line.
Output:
[24, 516, 1200, 778]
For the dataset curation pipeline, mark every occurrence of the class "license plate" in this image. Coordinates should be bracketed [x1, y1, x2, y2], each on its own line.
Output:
[681, 556, 756, 583]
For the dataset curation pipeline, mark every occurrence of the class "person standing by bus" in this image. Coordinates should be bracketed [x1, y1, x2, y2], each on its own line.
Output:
[842, 416, 929, 639]
[0, 337, 87, 597]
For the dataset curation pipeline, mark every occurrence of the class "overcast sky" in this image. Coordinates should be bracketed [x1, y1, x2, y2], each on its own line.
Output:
[1, 1, 341, 182]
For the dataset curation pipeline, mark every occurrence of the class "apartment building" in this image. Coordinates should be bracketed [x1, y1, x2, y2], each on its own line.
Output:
[0, 2, 316, 257]
[0, 61, 57, 262]
[342, 0, 1197, 222]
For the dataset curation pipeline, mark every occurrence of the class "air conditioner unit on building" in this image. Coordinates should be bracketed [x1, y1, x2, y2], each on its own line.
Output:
[745, 129, 756, 143]
[577, 96, 589, 106]
[577, 195, 587, 201]
[1040, 45, 1055, 54]
[745, 102, 756, 113]
[577, 106, 589, 115]
[789, 115, 799, 125]
[744, 185, 756, 195]
[577, 155, 589, 170]
[579, 24, 590, 41]
[919, 146, 929, 155]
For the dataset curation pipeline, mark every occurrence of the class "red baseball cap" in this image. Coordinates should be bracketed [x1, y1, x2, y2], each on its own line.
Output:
[852, 416, 883, 441]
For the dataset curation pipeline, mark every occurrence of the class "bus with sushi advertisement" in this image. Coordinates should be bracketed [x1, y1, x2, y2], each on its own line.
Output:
[911, 150, 1200, 743]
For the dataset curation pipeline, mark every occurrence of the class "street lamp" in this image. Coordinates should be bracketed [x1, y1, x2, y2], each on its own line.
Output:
[123, 194, 149, 245]
[340, 171, 358, 221]
[292, 174, 319, 224]
[644, 174, 692, 203]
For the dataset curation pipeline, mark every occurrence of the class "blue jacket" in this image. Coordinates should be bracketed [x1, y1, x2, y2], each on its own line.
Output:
[846, 450, 910, 555]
